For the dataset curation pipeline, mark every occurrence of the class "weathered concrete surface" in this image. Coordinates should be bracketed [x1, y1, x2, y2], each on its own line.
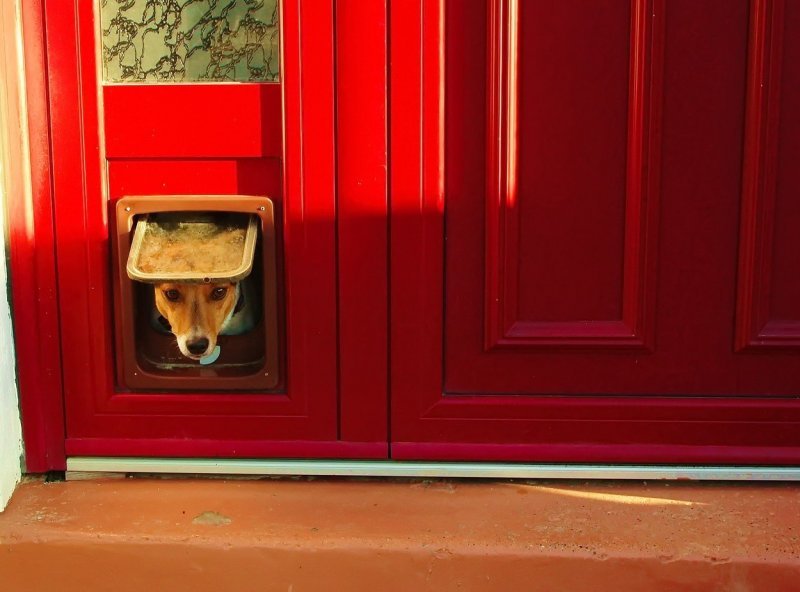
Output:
[1, 477, 799, 591]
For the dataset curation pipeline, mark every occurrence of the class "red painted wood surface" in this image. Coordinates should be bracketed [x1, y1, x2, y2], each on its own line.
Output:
[335, 0, 389, 443]
[485, 0, 660, 351]
[65, 438, 385, 459]
[6, 0, 65, 471]
[390, 0, 446, 444]
[29, 0, 387, 459]
[390, 0, 800, 462]
[446, 0, 666, 392]
[103, 85, 283, 159]
[107, 159, 283, 199]
[736, 0, 800, 351]
[14, 0, 800, 466]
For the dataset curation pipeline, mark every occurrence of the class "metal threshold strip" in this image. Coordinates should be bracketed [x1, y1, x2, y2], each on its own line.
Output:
[67, 457, 800, 481]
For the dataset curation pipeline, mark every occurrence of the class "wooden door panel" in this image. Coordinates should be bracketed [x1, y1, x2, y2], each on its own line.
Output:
[445, 0, 667, 393]
[443, 0, 800, 397]
[47, 0, 348, 456]
[391, 0, 800, 462]
[19, 0, 389, 467]
[480, 0, 658, 352]
[498, 0, 628, 330]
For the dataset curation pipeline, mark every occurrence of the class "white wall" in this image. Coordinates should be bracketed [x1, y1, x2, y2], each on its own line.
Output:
[0, 0, 25, 511]
[0, 198, 22, 511]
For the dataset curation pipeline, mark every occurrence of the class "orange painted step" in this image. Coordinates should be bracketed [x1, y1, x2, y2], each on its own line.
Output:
[1, 477, 800, 591]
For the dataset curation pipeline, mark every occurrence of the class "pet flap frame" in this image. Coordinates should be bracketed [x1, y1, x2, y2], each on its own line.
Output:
[113, 195, 280, 391]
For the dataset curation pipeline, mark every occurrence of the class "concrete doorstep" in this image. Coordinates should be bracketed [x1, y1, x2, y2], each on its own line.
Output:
[1, 476, 799, 591]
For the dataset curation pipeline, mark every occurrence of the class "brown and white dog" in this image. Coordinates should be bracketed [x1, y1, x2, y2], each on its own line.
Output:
[153, 280, 255, 360]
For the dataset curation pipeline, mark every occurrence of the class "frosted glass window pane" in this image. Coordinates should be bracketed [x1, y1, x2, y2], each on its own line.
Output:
[100, 0, 280, 82]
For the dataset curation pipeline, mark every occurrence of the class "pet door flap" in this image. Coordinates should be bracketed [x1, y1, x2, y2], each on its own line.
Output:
[126, 212, 259, 283]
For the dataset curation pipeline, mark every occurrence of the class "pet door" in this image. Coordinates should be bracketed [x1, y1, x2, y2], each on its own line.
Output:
[112, 195, 280, 391]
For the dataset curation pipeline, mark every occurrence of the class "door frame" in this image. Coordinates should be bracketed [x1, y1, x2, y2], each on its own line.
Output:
[3, 0, 65, 472]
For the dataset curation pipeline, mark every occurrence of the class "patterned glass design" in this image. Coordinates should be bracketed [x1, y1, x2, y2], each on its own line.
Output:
[100, 0, 280, 83]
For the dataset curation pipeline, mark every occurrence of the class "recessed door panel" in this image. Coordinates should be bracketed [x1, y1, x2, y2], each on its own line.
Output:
[514, 0, 630, 326]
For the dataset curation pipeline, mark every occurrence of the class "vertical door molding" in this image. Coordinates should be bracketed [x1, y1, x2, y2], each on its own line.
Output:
[335, 0, 389, 446]
[735, 0, 800, 351]
[484, 0, 519, 350]
[390, 0, 445, 426]
[2, 0, 66, 471]
[484, 0, 664, 350]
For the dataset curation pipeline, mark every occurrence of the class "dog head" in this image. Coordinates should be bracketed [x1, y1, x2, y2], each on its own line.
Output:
[154, 282, 238, 360]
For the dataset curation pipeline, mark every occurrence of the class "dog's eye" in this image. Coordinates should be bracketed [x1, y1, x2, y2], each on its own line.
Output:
[163, 289, 180, 302]
[211, 287, 228, 301]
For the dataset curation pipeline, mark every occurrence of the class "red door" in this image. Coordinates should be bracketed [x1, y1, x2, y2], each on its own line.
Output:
[40, 0, 387, 459]
[390, 0, 800, 462]
[16, 0, 800, 468]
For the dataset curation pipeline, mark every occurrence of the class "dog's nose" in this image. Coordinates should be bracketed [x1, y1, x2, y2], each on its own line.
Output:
[186, 338, 210, 355]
